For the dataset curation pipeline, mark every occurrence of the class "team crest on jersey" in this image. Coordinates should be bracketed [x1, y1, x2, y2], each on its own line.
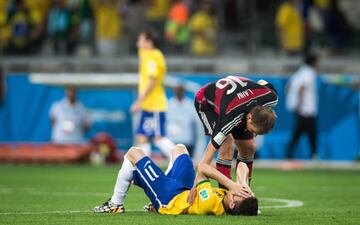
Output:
[199, 189, 209, 201]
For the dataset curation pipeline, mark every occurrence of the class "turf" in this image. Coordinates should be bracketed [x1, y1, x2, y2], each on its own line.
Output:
[0, 164, 359, 225]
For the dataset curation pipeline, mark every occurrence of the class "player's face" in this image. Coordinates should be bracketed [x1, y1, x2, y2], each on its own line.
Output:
[245, 120, 259, 137]
[223, 193, 245, 209]
[137, 33, 148, 50]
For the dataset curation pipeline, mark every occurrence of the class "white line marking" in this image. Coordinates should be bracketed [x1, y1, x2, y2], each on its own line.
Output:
[0, 187, 303, 215]
[259, 198, 304, 209]
[0, 209, 144, 215]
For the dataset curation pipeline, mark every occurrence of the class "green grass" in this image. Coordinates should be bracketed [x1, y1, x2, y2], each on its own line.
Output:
[0, 164, 359, 225]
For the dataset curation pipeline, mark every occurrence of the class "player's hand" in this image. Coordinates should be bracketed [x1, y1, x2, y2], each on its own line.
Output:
[187, 186, 197, 205]
[130, 101, 140, 113]
[230, 183, 254, 198]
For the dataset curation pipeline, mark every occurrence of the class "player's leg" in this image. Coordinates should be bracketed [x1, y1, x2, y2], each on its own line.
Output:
[216, 135, 235, 188]
[93, 147, 145, 213]
[135, 110, 153, 156]
[153, 111, 175, 173]
[234, 138, 256, 184]
[286, 114, 304, 159]
[305, 116, 317, 159]
[136, 135, 151, 156]
[131, 147, 189, 212]
[166, 144, 195, 188]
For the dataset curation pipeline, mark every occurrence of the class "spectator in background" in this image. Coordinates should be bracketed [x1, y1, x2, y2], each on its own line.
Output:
[6, 0, 45, 54]
[166, 84, 198, 156]
[48, 0, 72, 54]
[145, 0, 170, 50]
[165, 0, 189, 54]
[323, 0, 353, 55]
[189, 0, 217, 56]
[0, 0, 11, 52]
[275, 0, 304, 55]
[92, 0, 122, 56]
[50, 86, 91, 144]
[24, 0, 50, 53]
[65, 0, 94, 56]
[285, 55, 319, 159]
[123, 0, 147, 54]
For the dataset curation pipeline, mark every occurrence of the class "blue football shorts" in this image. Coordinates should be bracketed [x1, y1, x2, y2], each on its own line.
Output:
[133, 154, 195, 211]
[136, 110, 167, 137]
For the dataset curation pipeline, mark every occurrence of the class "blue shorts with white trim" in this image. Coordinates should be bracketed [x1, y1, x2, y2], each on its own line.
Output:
[136, 110, 166, 137]
[133, 154, 195, 211]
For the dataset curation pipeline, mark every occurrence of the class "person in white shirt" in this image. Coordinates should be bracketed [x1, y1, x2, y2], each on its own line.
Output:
[285, 55, 318, 159]
[50, 86, 90, 144]
[167, 84, 199, 156]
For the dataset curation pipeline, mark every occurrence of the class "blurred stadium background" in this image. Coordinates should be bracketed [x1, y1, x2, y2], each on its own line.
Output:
[0, 0, 360, 224]
[0, 0, 359, 163]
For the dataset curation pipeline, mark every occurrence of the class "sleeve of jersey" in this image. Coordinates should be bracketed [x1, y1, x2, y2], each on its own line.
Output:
[262, 91, 279, 109]
[146, 60, 159, 78]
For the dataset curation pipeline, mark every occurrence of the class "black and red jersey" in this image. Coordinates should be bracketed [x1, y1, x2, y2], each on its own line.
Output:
[195, 76, 278, 149]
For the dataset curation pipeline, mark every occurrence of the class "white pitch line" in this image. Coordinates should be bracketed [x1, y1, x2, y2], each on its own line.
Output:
[0, 209, 144, 216]
[0, 187, 303, 215]
[259, 198, 304, 209]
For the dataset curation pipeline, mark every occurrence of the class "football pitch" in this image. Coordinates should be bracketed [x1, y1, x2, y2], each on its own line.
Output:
[0, 164, 359, 225]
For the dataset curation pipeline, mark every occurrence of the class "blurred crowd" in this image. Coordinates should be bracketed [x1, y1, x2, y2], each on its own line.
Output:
[0, 0, 358, 57]
[275, 0, 357, 56]
[0, 0, 218, 56]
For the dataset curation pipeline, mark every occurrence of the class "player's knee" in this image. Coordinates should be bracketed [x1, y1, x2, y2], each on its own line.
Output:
[125, 146, 145, 163]
[173, 144, 189, 155]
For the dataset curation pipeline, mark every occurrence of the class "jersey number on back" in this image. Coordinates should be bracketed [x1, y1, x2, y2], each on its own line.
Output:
[216, 76, 248, 95]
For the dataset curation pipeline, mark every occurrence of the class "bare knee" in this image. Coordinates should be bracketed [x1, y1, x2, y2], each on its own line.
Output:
[172, 144, 189, 161]
[125, 146, 146, 165]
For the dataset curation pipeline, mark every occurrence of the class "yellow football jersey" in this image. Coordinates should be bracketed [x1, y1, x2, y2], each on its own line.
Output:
[138, 48, 167, 112]
[158, 180, 227, 215]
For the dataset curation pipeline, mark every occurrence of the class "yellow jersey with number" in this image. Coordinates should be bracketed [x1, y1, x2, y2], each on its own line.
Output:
[138, 48, 167, 112]
[158, 180, 227, 215]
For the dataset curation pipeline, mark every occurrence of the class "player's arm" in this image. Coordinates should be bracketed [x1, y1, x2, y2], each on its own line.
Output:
[236, 162, 250, 186]
[296, 84, 305, 112]
[137, 77, 156, 104]
[196, 162, 253, 198]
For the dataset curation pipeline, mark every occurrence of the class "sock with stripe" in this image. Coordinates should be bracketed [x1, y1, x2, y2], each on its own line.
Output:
[216, 158, 232, 189]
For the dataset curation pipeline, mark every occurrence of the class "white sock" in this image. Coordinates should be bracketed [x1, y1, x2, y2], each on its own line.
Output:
[137, 142, 151, 156]
[154, 137, 175, 159]
[110, 157, 134, 205]
[154, 138, 175, 175]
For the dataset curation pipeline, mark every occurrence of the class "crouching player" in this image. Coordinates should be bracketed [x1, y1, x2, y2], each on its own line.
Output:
[93, 144, 258, 215]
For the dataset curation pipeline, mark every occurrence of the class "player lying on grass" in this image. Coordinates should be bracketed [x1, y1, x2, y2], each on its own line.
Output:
[94, 144, 258, 215]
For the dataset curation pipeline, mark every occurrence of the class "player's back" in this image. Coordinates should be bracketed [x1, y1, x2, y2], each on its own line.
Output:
[138, 48, 167, 111]
[203, 76, 278, 115]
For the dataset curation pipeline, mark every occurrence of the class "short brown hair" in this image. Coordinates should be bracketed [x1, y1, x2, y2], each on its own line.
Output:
[223, 197, 258, 216]
[141, 31, 160, 48]
[250, 105, 277, 134]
